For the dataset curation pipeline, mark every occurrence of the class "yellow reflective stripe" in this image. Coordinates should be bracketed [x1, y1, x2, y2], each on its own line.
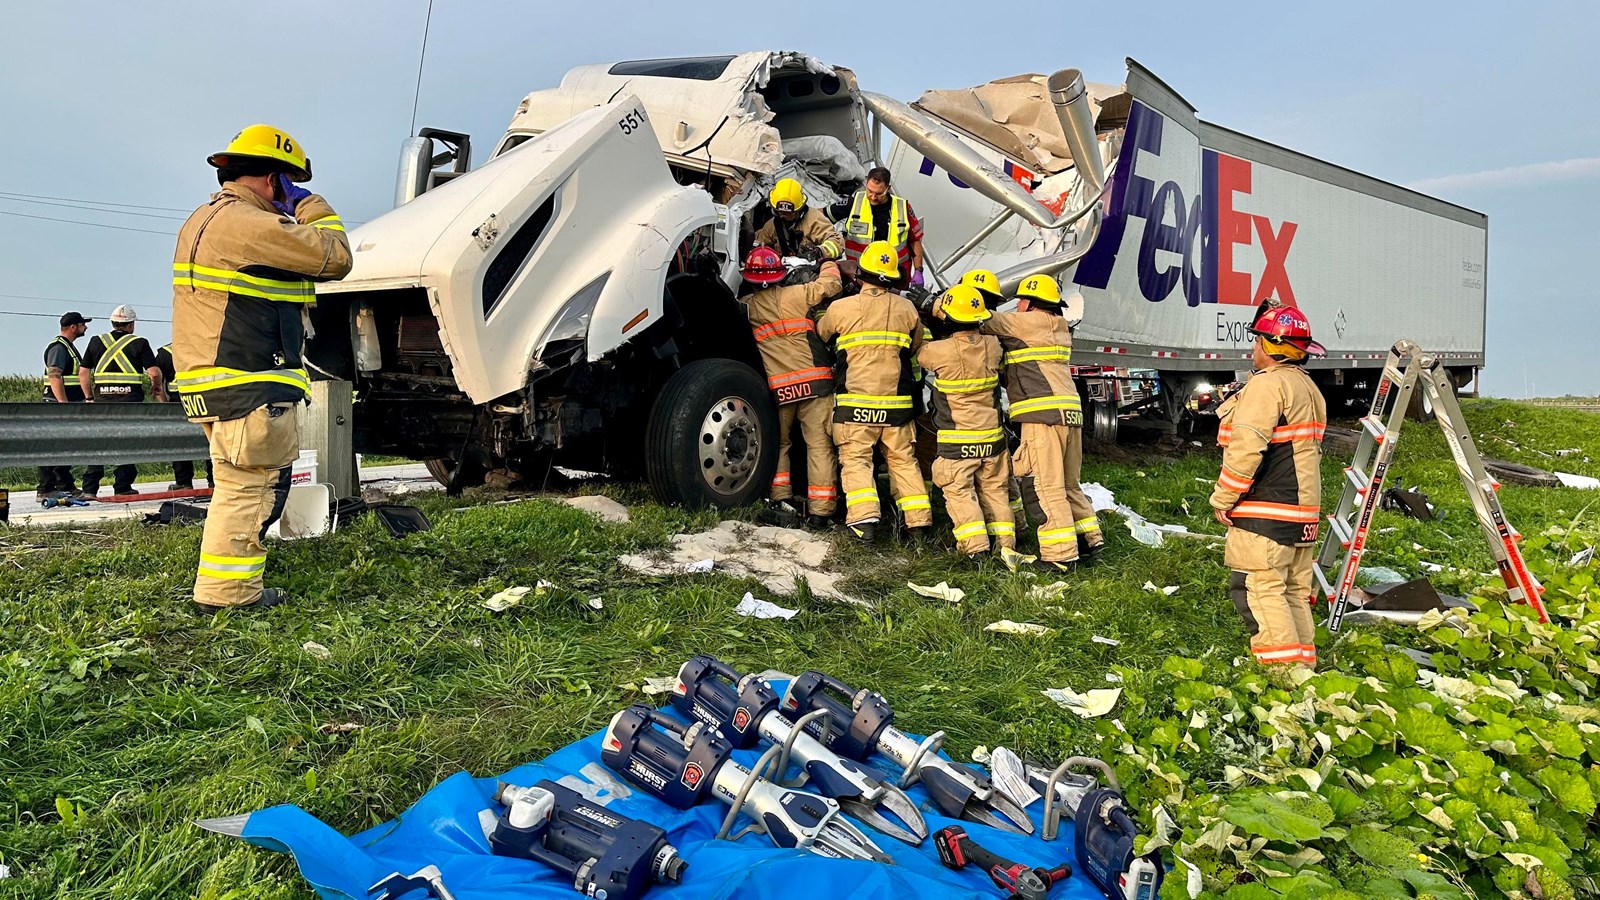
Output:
[173, 263, 315, 302]
[197, 552, 267, 580]
[952, 521, 988, 539]
[310, 215, 345, 232]
[937, 428, 1005, 443]
[836, 393, 913, 409]
[930, 374, 999, 393]
[845, 488, 880, 504]
[1010, 394, 1082, 415]
[837, 330, 912, 350]
[1038, 527, 1077, 545]
[174, 366, 310, 393]
[896, 494, 931, 511]
[1075, 517, 1102, 533]
[1003, 345, 1072, 364]
[987, 522, 1016, 536]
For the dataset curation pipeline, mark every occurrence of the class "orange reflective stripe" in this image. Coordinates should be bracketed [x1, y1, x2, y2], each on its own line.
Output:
[807, 486, 838, 499]
[1217, 424, 1232, 446]
[1230, 502, 1320, 523]
[771, 472, 792, 485]
[1217, 469, 1253, 492]
[768, 367, 832, 389]
[1254, 643, 1316, 664]
[753, 318, 816, 341]
[1270, 421, 1326, 442]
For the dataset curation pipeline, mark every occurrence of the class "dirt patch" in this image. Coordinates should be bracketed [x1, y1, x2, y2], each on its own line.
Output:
[618, 520, 858, 604]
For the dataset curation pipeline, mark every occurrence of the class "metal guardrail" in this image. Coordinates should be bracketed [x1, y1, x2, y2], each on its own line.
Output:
[1522, 399, 1600, 411]
[0, 402, 210, 467]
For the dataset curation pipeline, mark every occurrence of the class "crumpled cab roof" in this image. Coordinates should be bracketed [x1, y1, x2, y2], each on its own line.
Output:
[506, 50, 862, 177]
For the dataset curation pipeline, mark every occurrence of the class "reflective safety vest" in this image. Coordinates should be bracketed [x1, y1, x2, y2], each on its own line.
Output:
[91, 332, 145, 386]
[41, 336, 83, 387]
[841, 191, 911, 265]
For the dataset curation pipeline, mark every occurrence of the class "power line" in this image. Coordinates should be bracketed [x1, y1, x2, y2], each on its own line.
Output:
[408, 0, 436, 137]
[0, 190, 192, 213]
[0, 195, 188, 221]
[0, 209, 176, 236]
[0, 309, 172, 323]
[0, 293, 149, 309]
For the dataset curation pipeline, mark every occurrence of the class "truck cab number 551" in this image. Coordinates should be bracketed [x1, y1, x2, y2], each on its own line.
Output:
[618, 108, 646, 135]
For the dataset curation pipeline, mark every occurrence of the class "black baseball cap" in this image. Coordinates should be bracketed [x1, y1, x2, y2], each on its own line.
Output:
[60, 311, 92, 327]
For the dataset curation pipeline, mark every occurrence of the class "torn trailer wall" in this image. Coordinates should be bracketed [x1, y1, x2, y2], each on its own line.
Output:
[912, 74, 1127, 175]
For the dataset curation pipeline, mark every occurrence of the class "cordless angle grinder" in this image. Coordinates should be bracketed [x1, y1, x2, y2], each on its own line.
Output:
[935, 825, 1071, 900]
[488, 778, 685, 900]
[670, 655, 928, 845]
[1033, 758, 1163, 900]
[600, 704, 891, 862]
[782, 671, 1033, 834]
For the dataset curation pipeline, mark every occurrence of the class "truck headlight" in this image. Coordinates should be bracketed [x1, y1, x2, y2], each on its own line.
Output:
[536, 271, 610, 362]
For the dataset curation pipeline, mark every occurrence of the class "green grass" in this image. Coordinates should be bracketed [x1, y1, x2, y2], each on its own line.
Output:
[3, 398, 1599, 897]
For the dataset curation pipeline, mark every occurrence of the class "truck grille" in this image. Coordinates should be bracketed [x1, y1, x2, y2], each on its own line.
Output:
[397, 316, 444, 354]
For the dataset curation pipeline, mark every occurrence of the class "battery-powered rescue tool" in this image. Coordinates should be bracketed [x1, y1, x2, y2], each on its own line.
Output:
[600, 704, 891, 862]
[670, 655, 927, 845]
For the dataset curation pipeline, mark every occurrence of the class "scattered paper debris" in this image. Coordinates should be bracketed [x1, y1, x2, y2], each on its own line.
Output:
[0, 863, 10, 879]
[643, 677, 677, 695]
[301, 641, 331, 661]
[1042, 687, 1122, 718]
[1081, 482, 1118, 512]
[682, 559, 715, 573]
[1028, 581, 1071, 600]
[1141, 581, 1179, 596]
[1555, 448, 1583, 457]
[1106, 672, 1124, 683]
[1092, 635, 1121, 647]
[989, 747, 1042, 809]
[1556, 472, 1600, 490]
[563, 494, 631, 523]
[485, 586, 532, 612]
[586, 596, 604, 610]
[971, 746, 992, 764]
[985, 620, 1053, 637]
[1570, 547, 1594, 567]
[620, 521, 856, 603]
[735, 592, 798, 620]
[999, 547, 1036, 572]
[318, 722, 362, 735]
[909, 581, 966, 603]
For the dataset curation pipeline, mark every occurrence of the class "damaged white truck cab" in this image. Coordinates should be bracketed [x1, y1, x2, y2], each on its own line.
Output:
[308, 50, 1104, 505]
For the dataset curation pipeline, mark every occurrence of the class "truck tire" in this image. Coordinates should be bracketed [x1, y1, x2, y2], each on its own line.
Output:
[1086, 398, 1119, 443]
[424, 456, 487, 493]
[646, 359, 778, 508]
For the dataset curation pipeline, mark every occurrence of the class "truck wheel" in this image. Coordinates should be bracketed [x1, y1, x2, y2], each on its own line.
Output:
[646, 359, 777, 508]
[423, 456, 487, 493]
[1086, 398, 1119, 443]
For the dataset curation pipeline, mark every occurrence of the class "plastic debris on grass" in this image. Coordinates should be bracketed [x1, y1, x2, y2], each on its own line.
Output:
[682, 559, 715, 573]
[619, 521, 856, 603]
[301, 641, 331, 661]
[1142, 581, 1180, 596]
[988, 747, 1042, 809]
[734, 591, 797, 620]
[984, 620, 1052, 636]
[909, 581, 965, 603]
[1556, 471, 1600, 489]
[1092, 635, 1120, 646]
[1082, 481, 1200, 547]
[1041, 686, 1121, 718]
[1357, 565, 1406, 585]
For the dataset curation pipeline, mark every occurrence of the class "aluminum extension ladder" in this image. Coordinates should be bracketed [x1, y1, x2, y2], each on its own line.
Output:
[1317, 340, 1548, 631]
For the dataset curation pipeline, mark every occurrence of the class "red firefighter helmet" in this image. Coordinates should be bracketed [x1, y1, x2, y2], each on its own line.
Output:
[1248, 299, 1325, 358]
[741, 246, 787, 284]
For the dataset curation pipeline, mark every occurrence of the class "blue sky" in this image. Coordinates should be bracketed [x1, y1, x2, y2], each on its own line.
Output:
[1, 0, 1593, 397]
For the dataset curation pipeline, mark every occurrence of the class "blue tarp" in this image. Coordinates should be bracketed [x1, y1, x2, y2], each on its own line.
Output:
[222, 694, 1100, 900]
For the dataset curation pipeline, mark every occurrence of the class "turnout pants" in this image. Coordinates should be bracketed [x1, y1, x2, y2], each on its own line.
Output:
[1226, 527, 1318, 667]
[772, 397, 838, 516]
[194, 404, 298, 609]
[933, 455, 1015, 555]
[834, 421, 932, 528]
[1013, 423, 1100, 562]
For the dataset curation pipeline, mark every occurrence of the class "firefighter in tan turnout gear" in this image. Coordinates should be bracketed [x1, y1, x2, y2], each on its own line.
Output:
[1210, 300, 1327, 668]
[815, 240, 930, 543]
[742, 246, 845, 527]
[172, 125, 352, 614]
[982, 273, 1102, 571]
[756, 178, 841, 261]
[917, 285, 1015, 559]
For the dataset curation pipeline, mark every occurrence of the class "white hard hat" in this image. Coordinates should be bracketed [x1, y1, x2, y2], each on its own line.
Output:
[110, 305, 137, 323]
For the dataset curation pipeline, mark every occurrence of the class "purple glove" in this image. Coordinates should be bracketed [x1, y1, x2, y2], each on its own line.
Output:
[910, 268, 925, 287]
[272, 173, 312, 217]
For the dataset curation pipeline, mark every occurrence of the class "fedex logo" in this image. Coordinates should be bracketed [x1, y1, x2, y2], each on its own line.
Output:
[1075, 101, 1297, 307]
[918, 156, 1042, 191]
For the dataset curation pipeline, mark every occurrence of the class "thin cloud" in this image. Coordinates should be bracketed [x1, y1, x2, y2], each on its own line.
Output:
[1408, 156, 1600, 193]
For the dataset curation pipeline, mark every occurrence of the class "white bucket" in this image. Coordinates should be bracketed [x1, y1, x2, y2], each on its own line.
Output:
[290, 449, 318, 486]
[267, 482, 335, 541]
